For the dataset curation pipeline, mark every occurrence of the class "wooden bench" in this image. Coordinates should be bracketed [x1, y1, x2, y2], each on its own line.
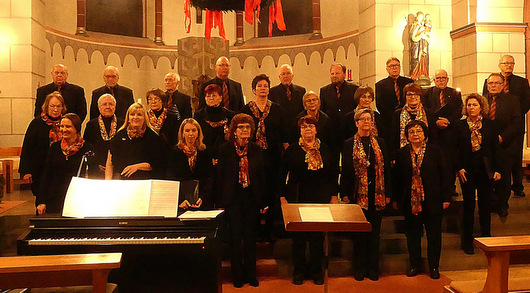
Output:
[444, 236, 530, 293]
[0, 253, 122, 293]
[0, 147, 23, 194]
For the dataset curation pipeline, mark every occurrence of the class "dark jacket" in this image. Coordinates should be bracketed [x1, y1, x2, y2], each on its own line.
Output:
[166, 90, 193, 120]
[486, 92, 523, 148]
[422, 86, 462, 124]
[390, 106, 438, 157]
[83, 116, 124, 178]
[35, 82, 87, 121]
[320, 81, 359, 141]
[375, 76, 414, 140]
[216, 141, 266, 209]
[199, 77, 244, 112]
[482, 74, 530, 115]
[90, 84, 134, 120]
[392, 143, 452, 214]
[269, 83, 306, 143]
[194, 105, 235, 159]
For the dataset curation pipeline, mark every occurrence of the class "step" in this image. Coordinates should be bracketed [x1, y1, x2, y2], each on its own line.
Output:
[221, 258, 278, 279]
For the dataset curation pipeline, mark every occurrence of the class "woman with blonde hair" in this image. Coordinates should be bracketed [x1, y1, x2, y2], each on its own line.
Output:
[105, 103, 165, 180]
[167, 118, 213, 209]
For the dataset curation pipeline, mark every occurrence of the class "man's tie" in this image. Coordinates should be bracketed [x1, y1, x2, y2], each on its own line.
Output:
[489, 96, 497, 120]
[109, 86, 115, 96]
[439, 90, 445, 107]
[57, 86, 62, 94]
[503, 78, 510, 94]
[222, 80, 229, 108]
[335, 85, 340, 99]
[394, 79, 400, 103]
[285, 84, 292, 101]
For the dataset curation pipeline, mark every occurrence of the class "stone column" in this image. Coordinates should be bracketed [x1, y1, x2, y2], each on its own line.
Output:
[234, 11, 245, 46]
[154, 0, 164, 45]
[76, 0, 88, 36]
[309, 0, 322, 39]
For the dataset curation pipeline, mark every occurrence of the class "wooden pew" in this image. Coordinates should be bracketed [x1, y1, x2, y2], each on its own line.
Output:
[0, 147, 23, 194]
[0, 253, 121, 293]
[443, 236, 530, 293]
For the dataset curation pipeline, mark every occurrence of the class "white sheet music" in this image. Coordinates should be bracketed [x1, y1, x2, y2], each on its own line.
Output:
[178, 210, 224, 220]
[62, 177, 180, 218]
[299, 207, 334, 222]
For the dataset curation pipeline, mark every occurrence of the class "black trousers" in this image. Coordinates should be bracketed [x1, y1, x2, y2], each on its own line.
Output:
[511, 135, 524, 193]
[493, 148, 512, 211]
[353, 209, 383, 276]
[227, 186, 258, 283]
[461, 169, 493, 243]
[404, 210, 442, 269]
[292, 231, 324, 276]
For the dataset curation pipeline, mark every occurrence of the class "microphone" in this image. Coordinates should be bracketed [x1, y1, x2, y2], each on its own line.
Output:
[76, 151, 95, 177]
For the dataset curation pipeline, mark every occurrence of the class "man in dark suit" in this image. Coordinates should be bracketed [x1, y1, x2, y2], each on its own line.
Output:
[35, 64, 87, 121]
[199, 56, 244, 112]
[482, 55, 530, 198]
[164, 72, 192, 119]
[422, 69, 462, 192]
[319, 63, 359, 143]
[485, 73, 523, 217]
[89, 66, 134, 120]
[269, 64, 306, 144]
[375, 57, 414, 141]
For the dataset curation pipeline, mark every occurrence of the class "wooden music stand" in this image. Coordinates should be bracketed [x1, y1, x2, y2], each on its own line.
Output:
[281, 197, 371, 293]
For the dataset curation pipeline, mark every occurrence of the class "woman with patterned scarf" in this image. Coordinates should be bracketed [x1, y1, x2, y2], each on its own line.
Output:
[83, 94, 124, 179]
[216, 113, 268, 288]
[280, 115, 338, 286]
[390, 83, 437, 158]
[105, 103, 165, 180]
[345, 86, 380, 140]
[38, 113, 93, 215]
[392, 120, 451, 280]
[241, 74, 286, 242]
[167, 118, 214, 210]
[20, 92, 66, 209]
[146, 88, 181, 147]
[454, 94, 501, 255]
[194, 84, 235, 163]
[341, 108, 390, 281]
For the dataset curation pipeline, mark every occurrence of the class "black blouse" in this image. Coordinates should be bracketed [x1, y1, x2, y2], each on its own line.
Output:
[83, 115, 124, 178]
[194, 105, 235, 159]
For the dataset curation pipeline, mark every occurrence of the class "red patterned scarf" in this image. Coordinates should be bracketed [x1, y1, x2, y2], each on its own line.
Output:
[181, 144, 197, 171]
[298, 137, 323, 171]
[235, 141, 249, 188]
[399, 104, 428, 147]
[98, 115, 117, 141]
[352, 134, 387, 211]
[147, 108, 167, 134]
[61, 136, 85, 160]
[410, 142, 426, 214]
[40, 112, 61, 145]
[249, 100, 272, 149]
[126, 125, 145, 139]
[467, 115, 483, 152]
[206, 118, 229, 141]
[355, 106, 378, 136]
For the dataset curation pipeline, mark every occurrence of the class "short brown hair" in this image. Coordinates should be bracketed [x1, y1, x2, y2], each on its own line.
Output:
[354, 108, 374, 121]
[204, 84, 222, 96]
[227, 113, 255, 141]
[386, 57, 400, 66]
[62, 113, 82, 134]
[462, 93, 489, 116]
[353, 86, 375, 104]
[403, 83, 423, 96]
[42, 91, 66, 115]
[297, 115, 319, 131]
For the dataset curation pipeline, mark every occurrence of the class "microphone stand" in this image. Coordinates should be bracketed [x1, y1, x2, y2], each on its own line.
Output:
[76, 151, 95, 178]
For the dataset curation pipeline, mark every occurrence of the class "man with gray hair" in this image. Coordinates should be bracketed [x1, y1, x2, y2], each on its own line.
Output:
[482, 55, 530, 198]
[199, 56, 244, 112]
[269, 64, 306, 144]
[90, 66, 134, 120]
[164, 72, 192, 119]
[35, 64, 87, 120]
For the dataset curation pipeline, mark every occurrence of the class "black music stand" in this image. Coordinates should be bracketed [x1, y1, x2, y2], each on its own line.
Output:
[280, 197, 371, 293]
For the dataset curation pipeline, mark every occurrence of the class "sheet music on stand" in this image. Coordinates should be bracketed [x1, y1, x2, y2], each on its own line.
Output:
[62, 177, 180, 218]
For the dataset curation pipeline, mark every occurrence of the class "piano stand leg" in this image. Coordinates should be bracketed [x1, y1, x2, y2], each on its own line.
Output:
[324, 231, 329, 293]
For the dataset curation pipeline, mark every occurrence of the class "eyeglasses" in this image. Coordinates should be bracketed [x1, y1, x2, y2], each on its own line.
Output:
[49, 105, 63, 109]
[305, 98, 319, 103]
[408, 129, 424, 135]
[405, 93, 421, 98]
[104, 75, 118, 78]
[237, 125, 251, 130]
[386, 64, 400, 68]
[356, 117, 373, 122]
[148, 97, 162, 102]
[300, 124, 316, 129]
[487, 81, 504, 85]
[500, 62, 515, 66]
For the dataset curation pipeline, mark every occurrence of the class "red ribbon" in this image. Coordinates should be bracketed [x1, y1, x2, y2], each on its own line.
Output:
[268, 0, 286, 36]
[184, 0, 191, 33]
[245, 0, 262, 24]
[205, 9, 226, 41]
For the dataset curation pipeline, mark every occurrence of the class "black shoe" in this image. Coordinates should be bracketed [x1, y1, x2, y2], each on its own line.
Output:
[498, 208, 509, 217]
[367, 272, 379, 281]
[293, 273, 304, 285]
[353, 273, 365, 281]
[313, 274, 324, 285]
[233, 280, 244, 288]
[430, 268, 440, 279]
[514, 190, 526, 198]
[407, 267, 421, 277]
[248, 278, 259, 287]
[461, 242, 475, 255]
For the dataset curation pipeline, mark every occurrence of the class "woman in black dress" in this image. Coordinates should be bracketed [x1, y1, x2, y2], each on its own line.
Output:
[344, 86, 380, 139]
[194, 84, 235, 162]
[341, 108, 390, 281]
[392, 120, 451, 279]
[146, 88, 181, 147]
[216, 113, 268, 288]
[105, 103, 165, 180]
[295, 91, 336, 154]
[454, 93, 501, 254]
[83, 94, 124, 178]
[167, 118, 213, 209]
[20, 91, 65, 205]
[38, 113, 92, 214]
[241, 74, 286, 242]
[280, 115, 338, 285]
[391, 83, 437, 157]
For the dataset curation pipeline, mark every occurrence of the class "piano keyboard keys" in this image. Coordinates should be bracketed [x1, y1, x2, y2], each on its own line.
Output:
[28, 236, 206, 245]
